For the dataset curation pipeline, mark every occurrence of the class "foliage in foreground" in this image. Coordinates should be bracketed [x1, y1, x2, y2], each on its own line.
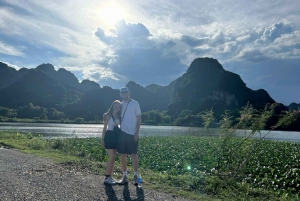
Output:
[1, 104, 300, 200]
[200, 103, 300, 199]
[1, 131, 299, 200]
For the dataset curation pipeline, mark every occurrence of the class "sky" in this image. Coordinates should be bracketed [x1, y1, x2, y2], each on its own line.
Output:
[0, 0, 299, 105]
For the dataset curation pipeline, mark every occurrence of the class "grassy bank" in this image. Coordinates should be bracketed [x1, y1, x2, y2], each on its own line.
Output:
[0, 131, 299, 201]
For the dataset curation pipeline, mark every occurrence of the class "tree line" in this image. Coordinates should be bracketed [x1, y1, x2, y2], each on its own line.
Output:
[0, 102, 299, 131]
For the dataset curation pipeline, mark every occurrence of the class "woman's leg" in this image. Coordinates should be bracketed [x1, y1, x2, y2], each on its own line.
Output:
[105, 149, 117, 175]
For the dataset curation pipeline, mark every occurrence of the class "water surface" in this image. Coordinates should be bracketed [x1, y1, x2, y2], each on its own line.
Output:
[0, 122, 299, 142]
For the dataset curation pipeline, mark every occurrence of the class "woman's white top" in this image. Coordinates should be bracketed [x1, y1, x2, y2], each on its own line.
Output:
[107, 116, 120, 131]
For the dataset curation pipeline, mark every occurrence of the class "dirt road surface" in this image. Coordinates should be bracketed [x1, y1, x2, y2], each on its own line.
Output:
[0, 148, 193, 201]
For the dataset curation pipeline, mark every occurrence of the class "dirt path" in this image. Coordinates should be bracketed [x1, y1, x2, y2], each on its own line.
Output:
[0, 148, 193, 201]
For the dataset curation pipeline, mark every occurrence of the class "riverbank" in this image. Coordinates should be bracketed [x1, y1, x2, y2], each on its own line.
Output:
[0, 147, 194, 201]
[1, 131, 300, 200]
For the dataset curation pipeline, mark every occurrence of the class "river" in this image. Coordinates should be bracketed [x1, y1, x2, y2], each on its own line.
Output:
[0, 122, 299, 142]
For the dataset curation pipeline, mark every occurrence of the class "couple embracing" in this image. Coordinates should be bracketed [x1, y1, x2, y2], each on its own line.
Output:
[101, 87, 141, 186]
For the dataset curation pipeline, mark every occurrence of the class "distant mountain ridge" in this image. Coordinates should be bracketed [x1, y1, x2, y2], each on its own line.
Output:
[0, 69, 76, 108]
[168, 58, 275, 117]
[0, 58, 292, 123]
[145, 84, 161, 92]
[0, 62, 30, 88]
[288, 102, 300, 111]
[35, 63, 100, 91]
[0, 62, 100, 92]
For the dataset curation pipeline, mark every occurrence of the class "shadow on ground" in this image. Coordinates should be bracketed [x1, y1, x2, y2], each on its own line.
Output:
[105, 183, 145, 201]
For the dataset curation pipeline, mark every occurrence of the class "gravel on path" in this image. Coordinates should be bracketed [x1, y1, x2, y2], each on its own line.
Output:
[0, 148, 194, 201]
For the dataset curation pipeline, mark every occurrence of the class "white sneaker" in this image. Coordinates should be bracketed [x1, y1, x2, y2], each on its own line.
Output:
[104, 176, 116, 185]
[118, 175, 128, 185]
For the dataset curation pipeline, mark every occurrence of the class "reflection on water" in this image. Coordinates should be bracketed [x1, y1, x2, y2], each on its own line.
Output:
[0, 122, 219, 138]
[234, 129, 300, 142]
[0, 122, 102, 138]
[0, 122, 299, 142]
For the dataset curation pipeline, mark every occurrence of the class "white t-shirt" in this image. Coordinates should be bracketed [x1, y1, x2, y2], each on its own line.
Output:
[107, 116, 120, 131]
[121, 99, 141, 135]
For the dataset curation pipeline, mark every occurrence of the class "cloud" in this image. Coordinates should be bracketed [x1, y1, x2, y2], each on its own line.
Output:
[234, 48, 270, 63]
[210, 31, 226, 45]
[0, 41, 25, 57]
[114, 20, 152, 38]
[81, 65, 120, 81]
[0, 1, 32, 17]
[180, 20, 300, 65]
[95, 20, 152, 46]
[1, 0, 300, 104]
[165, 40, 176, 48]
[93, 20, 186, 86]
[236, 34, 251, 42]
[0, 0, 114, 74]
[181, 35, 209, 47]
[189, 46, 210, 55]
[181, 31, 226, 48]
[111, 45, 185, 86]
[271, 30, 300, 59]
[94, 27, 114, 44]
[261, 21, 293, 42]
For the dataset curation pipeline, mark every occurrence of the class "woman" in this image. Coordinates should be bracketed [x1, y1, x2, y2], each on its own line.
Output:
[101, 100, 122, 185]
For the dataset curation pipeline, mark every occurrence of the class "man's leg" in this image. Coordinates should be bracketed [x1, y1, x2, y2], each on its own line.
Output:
[131, 154, 139, 185]
[131, 154, 138, 172]
[121, 153, 127, 172]
[118, 153, 128, 184]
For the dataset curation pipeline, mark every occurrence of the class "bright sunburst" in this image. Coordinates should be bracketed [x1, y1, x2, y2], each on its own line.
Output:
[101, 2, 124, 25]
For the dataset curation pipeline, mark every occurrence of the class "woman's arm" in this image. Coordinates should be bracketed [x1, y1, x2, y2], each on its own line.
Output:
[101, 114, 110, 148]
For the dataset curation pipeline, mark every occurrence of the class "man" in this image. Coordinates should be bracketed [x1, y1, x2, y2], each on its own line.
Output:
[118, 86, 141, 185]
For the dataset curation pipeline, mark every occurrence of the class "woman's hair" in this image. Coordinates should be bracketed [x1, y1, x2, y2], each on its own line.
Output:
[105, 100, 122, 120]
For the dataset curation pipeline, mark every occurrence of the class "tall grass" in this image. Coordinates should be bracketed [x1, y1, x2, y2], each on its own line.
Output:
[1, 104, 299, 200]
[1, 131, 299, 200]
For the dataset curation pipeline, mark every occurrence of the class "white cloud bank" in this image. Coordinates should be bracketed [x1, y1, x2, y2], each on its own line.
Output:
[0, 0, 300, 104]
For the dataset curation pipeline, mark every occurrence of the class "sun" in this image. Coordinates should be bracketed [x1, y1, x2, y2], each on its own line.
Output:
[101, 3, 124, 25]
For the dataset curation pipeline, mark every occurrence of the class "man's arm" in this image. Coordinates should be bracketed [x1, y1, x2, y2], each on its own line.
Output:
[134, 114, 141, 142]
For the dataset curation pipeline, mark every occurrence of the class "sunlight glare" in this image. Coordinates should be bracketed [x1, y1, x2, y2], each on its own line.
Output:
[101, 3, 123, 25]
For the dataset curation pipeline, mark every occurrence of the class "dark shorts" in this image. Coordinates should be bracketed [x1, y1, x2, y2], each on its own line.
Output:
[117, 131, 138, 154]
[104, 130, 119, 149]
